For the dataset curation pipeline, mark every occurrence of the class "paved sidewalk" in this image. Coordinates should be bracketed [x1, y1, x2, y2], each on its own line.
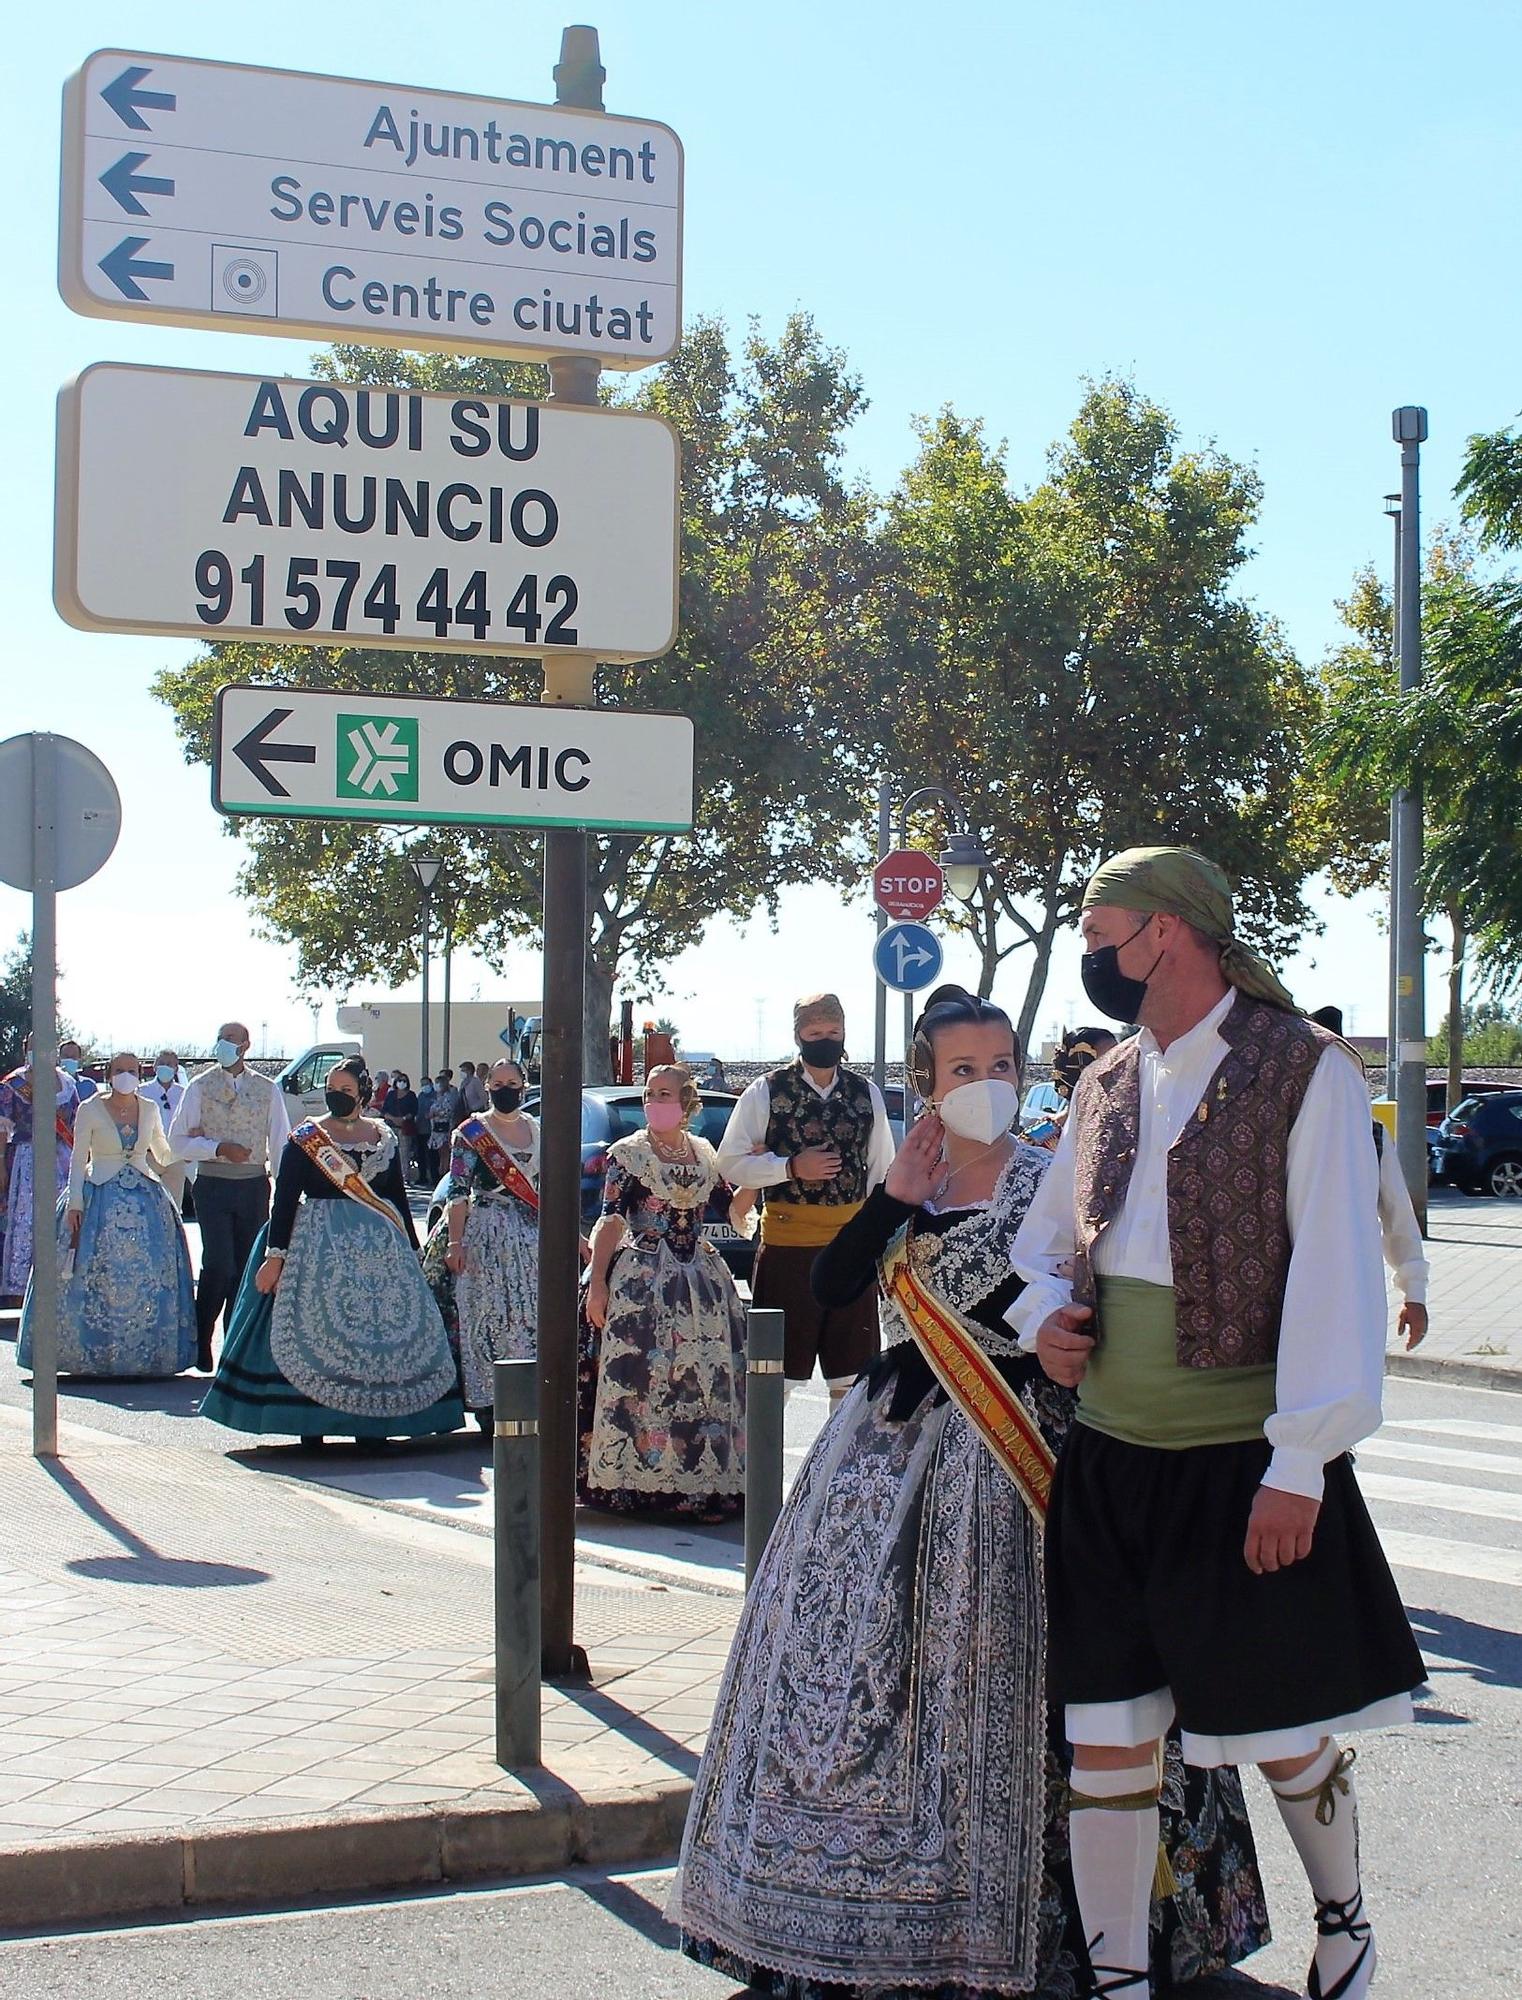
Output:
[1385, 1187, 1522, 1387]
[0, 1404, 739, 1928]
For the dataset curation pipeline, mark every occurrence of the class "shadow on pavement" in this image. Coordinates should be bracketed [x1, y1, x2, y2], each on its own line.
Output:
[40, 1458, 269, 1589]
[1408, 1604, 1522, 1692]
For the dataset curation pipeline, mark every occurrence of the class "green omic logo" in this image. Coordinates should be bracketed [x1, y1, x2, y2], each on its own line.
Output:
[336, 714, 419, 802]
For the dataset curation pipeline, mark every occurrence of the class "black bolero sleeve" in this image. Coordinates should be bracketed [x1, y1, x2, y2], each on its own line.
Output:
[810, 1184, 919, 1308]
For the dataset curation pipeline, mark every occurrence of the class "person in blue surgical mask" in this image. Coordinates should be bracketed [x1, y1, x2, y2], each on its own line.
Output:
[142, 1050, 190, 1213]
[169, 1023, 290, 1371]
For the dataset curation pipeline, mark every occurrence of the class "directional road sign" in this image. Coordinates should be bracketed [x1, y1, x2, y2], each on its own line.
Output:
[212, 685, 694, 833]
[56, 363, 679, 662]
[872, 848, 945, 922]
[60, 49, 682, 367]
[873, 920, 944, 993]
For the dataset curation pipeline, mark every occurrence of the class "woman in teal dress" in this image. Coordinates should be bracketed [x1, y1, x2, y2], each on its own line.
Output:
[19, 1053, 194, 1377]
[202, 1059, 463, 1443]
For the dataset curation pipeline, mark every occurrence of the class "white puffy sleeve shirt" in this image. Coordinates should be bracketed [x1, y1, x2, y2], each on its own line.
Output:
[715, 1072, 895, 1192]
[169, 1069, 291, 1166]
[1007, 992, 1387, 1501]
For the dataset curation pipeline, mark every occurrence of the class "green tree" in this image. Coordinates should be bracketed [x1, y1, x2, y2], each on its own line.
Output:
[826, 382, 1345, 1044]
[0, 934, 32, 1071]
[154, 315, 869, 1079]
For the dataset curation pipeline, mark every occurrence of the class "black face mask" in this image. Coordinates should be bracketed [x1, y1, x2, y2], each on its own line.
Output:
[325, 1091, 360, 1119]
[1079, 920, 1164, 1024]
[490, 1085, 523, 1113]
[797, 1034, 845, 1069]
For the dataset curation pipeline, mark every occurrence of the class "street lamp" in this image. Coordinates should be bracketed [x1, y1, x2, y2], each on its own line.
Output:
[1383, 493, 1402, 1105]
[407, 852, 445, 1084]
[939, 829, 994, 904]
[1391, 405, 1429, 1229]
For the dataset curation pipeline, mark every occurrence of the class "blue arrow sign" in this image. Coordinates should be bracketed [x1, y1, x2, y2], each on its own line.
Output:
[98, 236, 174, 301]
[100, 65, 177, 131]
[99, 151, 175, 217]
[874, 920, 944, 993]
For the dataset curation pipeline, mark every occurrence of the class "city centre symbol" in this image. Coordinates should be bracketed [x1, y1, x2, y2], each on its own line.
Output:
[337, 714, 419, 801]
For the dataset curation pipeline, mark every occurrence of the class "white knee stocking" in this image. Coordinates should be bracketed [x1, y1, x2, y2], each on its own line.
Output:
[1067, 1759, 1157, 1996]
[1267, 1740, 1374, 2000]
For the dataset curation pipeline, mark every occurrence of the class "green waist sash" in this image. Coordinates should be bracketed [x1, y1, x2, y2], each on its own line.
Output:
[1078, 1277, 1275, 1450]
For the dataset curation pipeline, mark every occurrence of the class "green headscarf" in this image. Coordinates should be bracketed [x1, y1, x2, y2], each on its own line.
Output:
[1082, 846, 1297, 1011]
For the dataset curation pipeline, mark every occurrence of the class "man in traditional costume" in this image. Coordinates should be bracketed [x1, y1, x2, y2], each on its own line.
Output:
[171, 1022, 290, 1371]
[0, 1037, 78, 1306]
[1009, 848, 1424, 2000]
[717, 993, 895, 1403]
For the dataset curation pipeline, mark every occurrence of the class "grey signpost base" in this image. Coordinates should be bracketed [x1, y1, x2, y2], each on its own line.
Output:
[744, 1308, 786, 1588]
[493, 1358, 542, 1768]
[0, 733, 121, 1460]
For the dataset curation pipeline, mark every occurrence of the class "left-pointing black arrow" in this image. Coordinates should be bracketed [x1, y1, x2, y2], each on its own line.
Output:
[233, 709, 318, 798]
[98, 236, 173, 301]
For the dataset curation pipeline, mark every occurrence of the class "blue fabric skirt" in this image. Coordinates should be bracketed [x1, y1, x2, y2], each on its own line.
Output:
[201, 1205, 464, 1439]
[19, 1171, 195, 1378]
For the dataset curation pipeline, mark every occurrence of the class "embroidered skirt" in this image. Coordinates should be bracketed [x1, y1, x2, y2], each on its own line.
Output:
[452, 1195, 539, 1407]
[20, 1172, 194, 1378]
[576, 1238, 746, 1519]
[202, 1208, 464, 1438]
[3, 1140, 71, 1298]
[673, 1373, 1271, 1998]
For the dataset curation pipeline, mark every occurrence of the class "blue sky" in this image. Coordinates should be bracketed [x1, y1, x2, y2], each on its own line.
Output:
[4, 0, 1518, 1060]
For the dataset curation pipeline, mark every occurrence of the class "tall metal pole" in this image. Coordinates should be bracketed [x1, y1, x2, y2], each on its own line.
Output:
[872, 780, 890, 1094]
[418, 890, 432, 1084]
[535, 21, 603, 1682]
[1392, 407, 1428, 1229]
[30, 735, 59, 1460]
[441, 901, 454, 1074]
[1385, 502, 1402, 1103]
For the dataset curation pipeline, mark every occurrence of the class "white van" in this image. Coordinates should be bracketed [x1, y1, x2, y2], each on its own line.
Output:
[275, 1041, 363, 1122]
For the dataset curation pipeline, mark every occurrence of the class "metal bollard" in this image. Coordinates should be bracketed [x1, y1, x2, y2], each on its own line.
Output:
[744, 1307, 786, 1588]
[493, 1357, 542, 1767]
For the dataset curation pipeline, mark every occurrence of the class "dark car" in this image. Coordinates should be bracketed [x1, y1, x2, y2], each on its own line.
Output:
[429, 1086, 754, 1278]
[1427, 1077, 1511, 1130]
[1429, 1091, 1522, 1198]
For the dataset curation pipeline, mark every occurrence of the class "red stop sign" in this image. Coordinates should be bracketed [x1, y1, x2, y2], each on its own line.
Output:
[873, 848, 944, 921]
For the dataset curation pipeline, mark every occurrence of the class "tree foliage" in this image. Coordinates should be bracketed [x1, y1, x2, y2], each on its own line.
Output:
[153, 316, 869, 1077]
[0, 934, 32, 1071]
[821, 380, 1346, 1041]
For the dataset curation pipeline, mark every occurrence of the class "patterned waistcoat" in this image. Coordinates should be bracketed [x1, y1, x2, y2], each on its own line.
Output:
[764, 1062, 876, 1206]
[1069, 994, 1334, 1368]
[194, 1069, 275, 1179]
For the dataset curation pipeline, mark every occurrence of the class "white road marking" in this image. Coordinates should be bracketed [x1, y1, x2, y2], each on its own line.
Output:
[1358, 1471, 1522, 1524]
[1358, 1437, 1522, 1478]
[1379, 1529, 1522, 1590]
[1386, 1417, 1522, 1445]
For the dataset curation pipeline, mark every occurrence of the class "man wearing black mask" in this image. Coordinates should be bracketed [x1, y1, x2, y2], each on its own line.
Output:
[718, 993, 895, 1403]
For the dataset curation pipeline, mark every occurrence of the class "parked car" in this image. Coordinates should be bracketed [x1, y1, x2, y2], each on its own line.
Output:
[1427, 1078, 1512, 1130]
[1020, 1081, 1065, 1133]
[1428, 1091, 1522, 1197]
[428, 1086, 754, 1279]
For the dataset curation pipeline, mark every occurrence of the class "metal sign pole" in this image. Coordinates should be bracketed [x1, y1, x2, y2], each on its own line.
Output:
[872, 782, 890, 1095]
[1392, 407, 1428, 1231]
[534, 24, 605, 1683]
[30, 735, 60, 1460]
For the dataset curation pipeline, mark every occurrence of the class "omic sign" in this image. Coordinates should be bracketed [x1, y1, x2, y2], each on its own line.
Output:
[60, 49, 682, 366]
[55, 364, 680, 662]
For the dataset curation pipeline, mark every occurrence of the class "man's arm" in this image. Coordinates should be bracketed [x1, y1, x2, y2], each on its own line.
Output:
[1262, 1047, 1387, 1503]
[1377, 1133, 1428, 1303]
[864, 1082, 897, 1191]
[167, 1076, 220, 1162]
[1005, 1114, 1081, 1347]
[715, 1080, 791, 1189]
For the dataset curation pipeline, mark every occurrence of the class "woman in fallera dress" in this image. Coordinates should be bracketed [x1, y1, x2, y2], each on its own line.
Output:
[202, 1058, 463, 1444]
[577, 1065, 747, 1521]
[672, 988, 1269, 1999]
[20, 1053, 194, 1378]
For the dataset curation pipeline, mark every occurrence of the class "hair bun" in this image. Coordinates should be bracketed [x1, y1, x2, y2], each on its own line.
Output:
[914, 983, 974, 1031]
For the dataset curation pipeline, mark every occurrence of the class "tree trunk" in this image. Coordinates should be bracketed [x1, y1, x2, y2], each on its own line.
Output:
[583, 953, 615, 1085]
[1447, 905, 1466, 1113]
[1016, 909, 1064, 1057]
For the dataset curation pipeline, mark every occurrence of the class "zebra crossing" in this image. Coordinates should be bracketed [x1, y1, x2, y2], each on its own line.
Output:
[1359, 1399, 1522, 1592]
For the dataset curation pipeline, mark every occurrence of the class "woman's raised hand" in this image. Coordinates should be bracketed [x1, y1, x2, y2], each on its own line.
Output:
[885, 1112, 945, 1208]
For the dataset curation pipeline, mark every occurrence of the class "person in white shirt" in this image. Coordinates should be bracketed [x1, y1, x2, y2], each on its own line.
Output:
[170, 1022, 290, 1371]
[716, 994, 895, 1403]
[141, 1050, 190, 1213]
[1008, 848, 1423, 2000]
[1307, 1006, 1430, 1350]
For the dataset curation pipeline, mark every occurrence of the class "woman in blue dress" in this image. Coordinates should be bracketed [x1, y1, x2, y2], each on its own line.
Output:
[202, 1059, 463, 1444]
[19, 1052, 194, 1377]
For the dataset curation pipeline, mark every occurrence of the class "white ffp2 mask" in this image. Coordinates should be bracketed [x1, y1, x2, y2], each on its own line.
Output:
[937, 1078, 1020, 1146]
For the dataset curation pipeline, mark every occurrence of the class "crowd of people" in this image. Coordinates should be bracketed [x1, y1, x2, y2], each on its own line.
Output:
[0, 841, 1437, 1997]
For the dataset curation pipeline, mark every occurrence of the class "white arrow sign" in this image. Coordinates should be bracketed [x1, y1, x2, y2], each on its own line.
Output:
[60, 49, 682, 367]
[55, 363, 680, 662]
[212, 685, 695, 833]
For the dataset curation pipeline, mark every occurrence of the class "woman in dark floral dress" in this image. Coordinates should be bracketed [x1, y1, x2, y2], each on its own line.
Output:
[578, 1065, 746, 1520]
[672, 988, 1269, 1998]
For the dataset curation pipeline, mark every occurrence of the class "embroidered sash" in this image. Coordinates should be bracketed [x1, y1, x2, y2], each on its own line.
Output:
[457, 1115, 539, 1212]
[880, 1224, 1055, 1524]
[291, 1120, 408, 1236]
[3, 1069, 73, 1149]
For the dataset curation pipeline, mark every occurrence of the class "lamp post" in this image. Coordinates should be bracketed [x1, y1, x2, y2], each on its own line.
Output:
[407, 852, 445, 1086]
[873, 785, 992, 1105]
[1383, 491, 1402, 1105]
[1392, 407, 1428, 1229]
[440, 896, 455, 1075]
